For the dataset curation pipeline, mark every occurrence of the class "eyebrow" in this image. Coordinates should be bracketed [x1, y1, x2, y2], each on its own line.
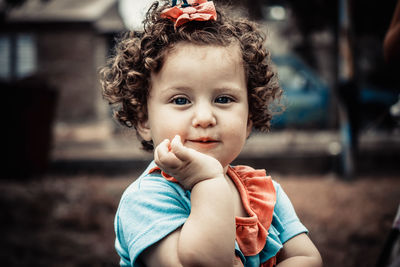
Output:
[212, 87, 244, 94]
[159, 86, 191, 95]
[158, 85, 245, 97]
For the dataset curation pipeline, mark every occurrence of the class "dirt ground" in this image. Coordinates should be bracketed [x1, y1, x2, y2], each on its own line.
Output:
[0, 172, 399, 267]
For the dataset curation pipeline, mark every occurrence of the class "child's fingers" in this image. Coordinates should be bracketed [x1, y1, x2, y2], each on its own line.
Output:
[154, 139, 167, 165]
[170, 135, 193, 162]
[155, 139, 169, 157]
[154, 139, 181, 169]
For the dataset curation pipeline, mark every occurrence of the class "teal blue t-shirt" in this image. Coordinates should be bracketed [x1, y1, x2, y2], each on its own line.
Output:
[114, 161, 308, 267]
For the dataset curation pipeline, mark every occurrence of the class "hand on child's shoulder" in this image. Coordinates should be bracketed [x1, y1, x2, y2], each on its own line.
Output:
[154, 135, 224, 190]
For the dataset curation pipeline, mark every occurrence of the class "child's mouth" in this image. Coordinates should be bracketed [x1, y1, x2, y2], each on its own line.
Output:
[191, 138, 218, 143]
[187, 138, 220, 147]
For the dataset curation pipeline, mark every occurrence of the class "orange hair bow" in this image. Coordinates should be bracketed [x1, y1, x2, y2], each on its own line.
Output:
[161, 0, 217, 28]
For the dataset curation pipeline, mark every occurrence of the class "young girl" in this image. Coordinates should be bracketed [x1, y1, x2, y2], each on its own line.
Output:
[100, 0, 322, 266]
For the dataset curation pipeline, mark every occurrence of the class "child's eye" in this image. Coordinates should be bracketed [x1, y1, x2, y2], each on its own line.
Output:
[172, 97, 190, 105]
[215, 96, 233, 104]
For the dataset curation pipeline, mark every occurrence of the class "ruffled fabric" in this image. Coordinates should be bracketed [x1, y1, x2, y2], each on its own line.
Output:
[258, 214, 285, 263]
[228, 166, 276, 256]
[149, 165, 277, 257]
[160, 0, 217, 28]
[149, 166, 178, 182]
[234, 212, 285, 266]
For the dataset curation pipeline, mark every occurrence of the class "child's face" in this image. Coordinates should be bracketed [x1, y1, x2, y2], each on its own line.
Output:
[138, 42, 252, 169]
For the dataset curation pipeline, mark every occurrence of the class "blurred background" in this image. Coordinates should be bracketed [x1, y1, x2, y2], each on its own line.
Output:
[0, 0, 399, 266]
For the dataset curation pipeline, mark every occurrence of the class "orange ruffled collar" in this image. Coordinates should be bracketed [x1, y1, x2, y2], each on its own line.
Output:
[148, 165, 276, 256]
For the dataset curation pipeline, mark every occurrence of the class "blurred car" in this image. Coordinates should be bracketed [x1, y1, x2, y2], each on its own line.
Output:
[270, 54, 330, 129]
[270, 54, 399, 130]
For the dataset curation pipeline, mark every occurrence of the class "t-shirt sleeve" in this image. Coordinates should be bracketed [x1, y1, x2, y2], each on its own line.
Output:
[115, 174, 191, 266]
[272, 181, 308, 244]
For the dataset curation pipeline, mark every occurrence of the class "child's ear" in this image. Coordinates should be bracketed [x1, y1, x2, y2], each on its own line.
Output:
[246, 118, 253, 138]
[137, 120, 152, 142]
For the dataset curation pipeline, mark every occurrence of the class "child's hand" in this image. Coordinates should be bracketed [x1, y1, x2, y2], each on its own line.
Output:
[154, 135, 224, 190]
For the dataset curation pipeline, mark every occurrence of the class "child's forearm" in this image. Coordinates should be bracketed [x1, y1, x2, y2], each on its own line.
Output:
[277, 256, 323, 267]
[178, 175, 236, 266]
[384, 0, 400, 63]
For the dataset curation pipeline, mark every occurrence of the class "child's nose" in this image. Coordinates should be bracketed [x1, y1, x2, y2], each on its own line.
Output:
[192, 104, 216, 128]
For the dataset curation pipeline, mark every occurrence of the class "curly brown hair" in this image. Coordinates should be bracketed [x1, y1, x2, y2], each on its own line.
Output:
[100, 0, 282, 151]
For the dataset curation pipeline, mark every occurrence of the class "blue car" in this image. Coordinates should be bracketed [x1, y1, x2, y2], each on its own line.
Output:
[271, 54, 330, 128]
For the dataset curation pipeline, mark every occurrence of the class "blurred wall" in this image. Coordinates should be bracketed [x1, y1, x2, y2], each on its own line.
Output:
[37, 26, 108, 123]
[2, 0, 124, 125]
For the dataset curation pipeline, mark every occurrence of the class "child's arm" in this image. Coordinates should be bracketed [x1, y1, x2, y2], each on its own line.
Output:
[384, 0, 400, 64]
[276, 233, 323, 267]
[140, 135, 237, 267]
